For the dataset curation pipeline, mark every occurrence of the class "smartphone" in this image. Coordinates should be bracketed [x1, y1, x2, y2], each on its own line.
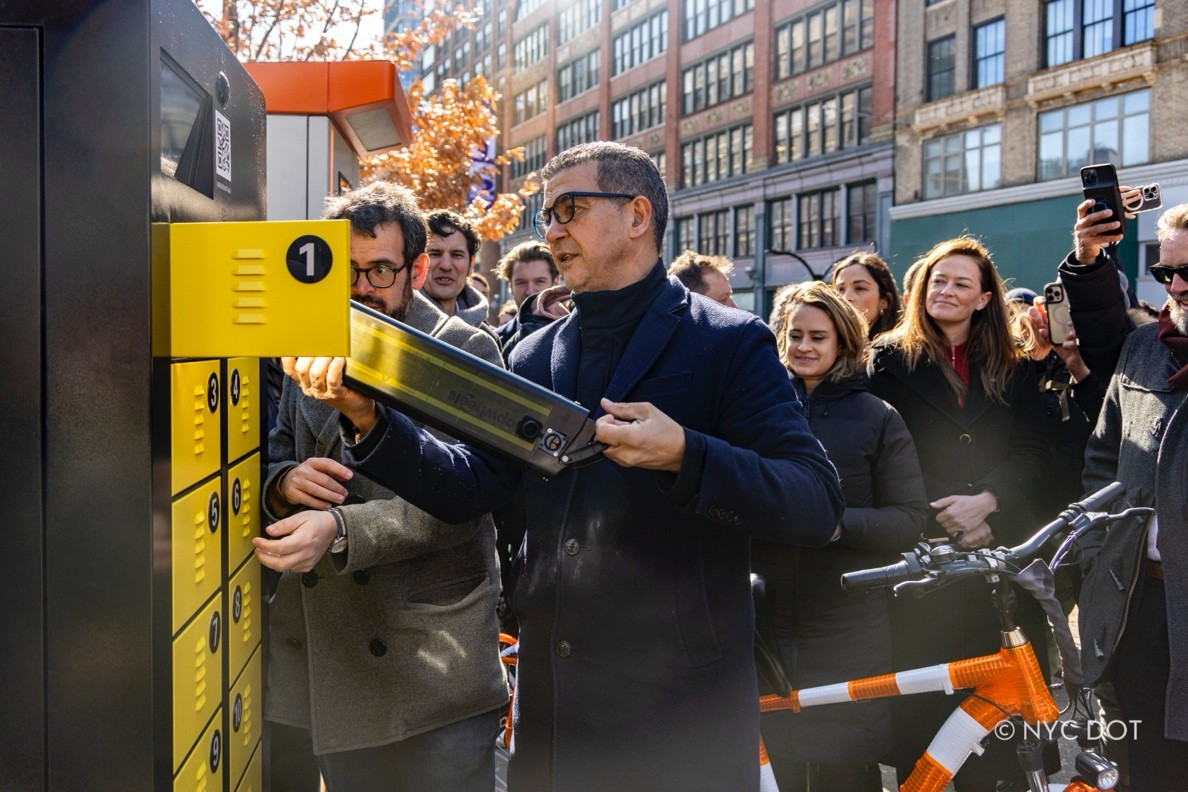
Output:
[1043, 281, 1071, 345]
[1081, 163, 1127, 237]
[1125, 183, 1163, 214]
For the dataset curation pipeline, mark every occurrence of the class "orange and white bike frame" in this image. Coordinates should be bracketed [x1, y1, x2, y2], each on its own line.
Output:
[758, 627, 1101, 792]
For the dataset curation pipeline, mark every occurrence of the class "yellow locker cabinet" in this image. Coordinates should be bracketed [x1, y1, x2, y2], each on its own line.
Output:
[160, 220, 351, 359]
[171, 361, 222, 495]
[173, 594, 224, 774]
[226, 453, 260, 572]
[225, 358, 260, 465]
[228, 647, 262, 790]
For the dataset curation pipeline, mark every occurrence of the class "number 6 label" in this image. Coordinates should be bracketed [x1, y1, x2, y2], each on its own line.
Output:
[286, 235, 333, 284]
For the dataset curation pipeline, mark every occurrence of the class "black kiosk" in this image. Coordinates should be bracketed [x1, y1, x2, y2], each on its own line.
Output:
[1, 2, 268, 788]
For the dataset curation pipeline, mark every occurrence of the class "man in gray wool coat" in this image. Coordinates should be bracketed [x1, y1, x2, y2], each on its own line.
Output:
[254, 182, 507, 791]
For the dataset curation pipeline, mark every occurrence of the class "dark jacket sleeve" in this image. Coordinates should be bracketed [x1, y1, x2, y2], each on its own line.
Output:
[342, 407, 522, 524]
[685, 319, 844, 546]
[1058, 249, 1134, 378]
[837, 404, 930, 554]
[1069, 370, 1107, 427]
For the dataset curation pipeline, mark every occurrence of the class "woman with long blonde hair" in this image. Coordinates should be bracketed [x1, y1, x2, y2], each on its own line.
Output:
[755, 281, 927, 792]
[867, 237, 1050, 790]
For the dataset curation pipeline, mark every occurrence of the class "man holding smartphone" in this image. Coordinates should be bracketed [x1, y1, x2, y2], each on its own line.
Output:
[1057, 198, 1188, 791]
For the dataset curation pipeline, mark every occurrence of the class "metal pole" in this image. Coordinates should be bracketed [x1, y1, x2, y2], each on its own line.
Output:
[766, 248, 829, 281]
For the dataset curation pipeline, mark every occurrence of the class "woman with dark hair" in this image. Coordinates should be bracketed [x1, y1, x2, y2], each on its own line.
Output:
[830, 252, 903, 339]
[867, 237, 1050, 790]
[756, 281, 928, 792]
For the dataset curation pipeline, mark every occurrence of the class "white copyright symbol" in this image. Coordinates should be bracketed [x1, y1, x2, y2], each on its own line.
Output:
[993, 720, 1016, 740]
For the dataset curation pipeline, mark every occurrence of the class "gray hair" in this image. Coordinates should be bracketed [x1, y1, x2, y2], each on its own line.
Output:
[541, 142, 668, 254]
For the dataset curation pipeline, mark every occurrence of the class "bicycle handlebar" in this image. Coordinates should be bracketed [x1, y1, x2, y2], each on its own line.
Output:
[840, 482, 1130, 593]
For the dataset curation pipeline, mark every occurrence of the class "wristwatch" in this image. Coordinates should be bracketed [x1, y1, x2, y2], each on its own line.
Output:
[328, 507, 349, 554]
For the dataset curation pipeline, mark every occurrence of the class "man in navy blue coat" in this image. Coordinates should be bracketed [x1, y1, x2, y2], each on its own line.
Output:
[275, 142, 843, 791]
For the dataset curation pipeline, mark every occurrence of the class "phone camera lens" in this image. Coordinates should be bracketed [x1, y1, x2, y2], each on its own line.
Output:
[1084, 170, 1098, 185]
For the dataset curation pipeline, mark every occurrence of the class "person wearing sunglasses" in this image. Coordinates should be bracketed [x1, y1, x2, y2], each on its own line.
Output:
[273, 141, 844, 792]
[1056, 198, 1188, 791]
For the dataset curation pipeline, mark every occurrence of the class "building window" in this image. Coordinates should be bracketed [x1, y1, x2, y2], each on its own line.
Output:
[773, 86, 872, 165]
[513, 24, 548, 69]
[612, 81, 667, 139]
[684, 0, 755, 42]
[558, 50, 600, 103]
[613, 9, 668, 75]
[923, 124, 1002, 199]
[1037, 89, 1149, 180]
[1044, 0, 1154, 68]
[798, 189, 840, 250]
[680, 124, 753, 188]
[676, 216, 695, 253]
[556, 111, 601, 152]
[734, 205, 755, 258]
[520, 192, 544, 233]
[559, 0, 601, 45]
[974, 19, 1006, 88]
[682, 41, 754, 115]
[775, 0, 872, 80]
[927, 36, 956, 101]
[846, 181, 877, 244]
[697, 210, 731, 255]
[768, 198, 793, 252]
[513, 80, 548, 125]
[511, 137, 547, 179]
[653, 151, 667, 180]
[514, 0, 545, 22]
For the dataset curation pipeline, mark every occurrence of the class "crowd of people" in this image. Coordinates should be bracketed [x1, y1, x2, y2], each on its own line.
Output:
[253, 141, 1186, 792]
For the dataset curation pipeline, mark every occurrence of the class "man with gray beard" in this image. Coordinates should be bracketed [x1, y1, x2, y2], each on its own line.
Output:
[1056, 200, 1188, 791]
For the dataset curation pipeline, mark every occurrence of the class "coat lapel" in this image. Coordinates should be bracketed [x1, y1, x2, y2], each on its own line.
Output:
[891, 354, 967, 429]
[549, 312, 582, 402]
[548, 278, 686, 418]
[601, 280, 685, 416]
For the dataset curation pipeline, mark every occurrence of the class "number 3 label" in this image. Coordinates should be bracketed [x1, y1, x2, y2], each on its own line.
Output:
[286, 235, 333, 284]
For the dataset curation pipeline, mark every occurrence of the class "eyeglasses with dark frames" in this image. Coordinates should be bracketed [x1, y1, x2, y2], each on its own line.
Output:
[351, 263, 408, 289]
[533, 191, 636, 239]
[1149, 263, 1188, 285]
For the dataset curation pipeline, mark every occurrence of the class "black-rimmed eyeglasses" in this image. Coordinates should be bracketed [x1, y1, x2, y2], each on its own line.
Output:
[1149, 263, 1188, 285]
[351, 264, 408, 289]
[533, 191, 635, 239]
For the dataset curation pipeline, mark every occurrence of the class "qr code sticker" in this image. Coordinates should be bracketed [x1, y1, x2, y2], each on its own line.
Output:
[215, 110, 231, 182]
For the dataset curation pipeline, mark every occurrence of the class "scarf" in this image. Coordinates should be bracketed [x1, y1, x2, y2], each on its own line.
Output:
[1156, 306, 1188, 390]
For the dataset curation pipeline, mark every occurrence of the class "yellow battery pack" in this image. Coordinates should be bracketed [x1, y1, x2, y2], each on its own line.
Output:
[156, 220, 350, 358]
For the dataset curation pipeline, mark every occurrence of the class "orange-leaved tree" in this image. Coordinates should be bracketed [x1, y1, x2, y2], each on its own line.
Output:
[198, 0, 537, 241]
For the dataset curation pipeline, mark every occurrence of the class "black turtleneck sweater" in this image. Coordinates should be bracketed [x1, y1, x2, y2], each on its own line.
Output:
[570, 261, 667, 412]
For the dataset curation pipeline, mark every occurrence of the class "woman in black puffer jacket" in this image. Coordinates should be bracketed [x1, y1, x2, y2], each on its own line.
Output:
[755, 282, 928, 792]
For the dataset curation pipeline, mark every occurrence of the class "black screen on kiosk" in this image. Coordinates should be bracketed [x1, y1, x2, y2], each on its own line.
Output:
[160, 54, 214, 198]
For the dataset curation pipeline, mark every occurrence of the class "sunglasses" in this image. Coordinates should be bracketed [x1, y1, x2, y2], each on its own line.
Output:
[1149, 264, 1188, 285]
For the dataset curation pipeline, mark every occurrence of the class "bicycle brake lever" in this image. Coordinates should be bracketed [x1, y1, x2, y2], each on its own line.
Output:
[892, 577, 942, 598]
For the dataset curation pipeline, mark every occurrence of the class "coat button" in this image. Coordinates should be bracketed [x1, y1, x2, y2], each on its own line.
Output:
[353, 569, 370, 585]
[286, 637, 302, 650]
[958, 433, 972, 444]
[301, 572, 319, 588]
[369, 639, 387, 657]
[564, 539, 580, 556]
[556, 640, 572, 658]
